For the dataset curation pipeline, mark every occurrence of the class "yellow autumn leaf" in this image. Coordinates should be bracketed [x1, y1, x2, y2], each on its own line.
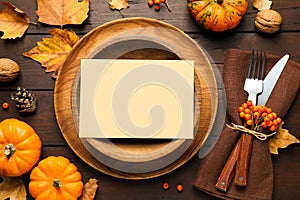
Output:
[0, 2, 30, 39]
[23, 28, 79, 78]
[36, 0, 89, 26]
[252, 0, 272, 11]
[108, 0, 129, 10]
[268, 123, 300, 154]
[0, 175, 26, 200]
[79, 178, 99, 200]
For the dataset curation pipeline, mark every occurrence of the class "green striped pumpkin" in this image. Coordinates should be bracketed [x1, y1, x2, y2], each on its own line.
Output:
[187, 0, 248, 32]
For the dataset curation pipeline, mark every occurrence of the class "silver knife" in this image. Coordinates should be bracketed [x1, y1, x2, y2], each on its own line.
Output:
[198, 53, 290, 159]
[257, 54, 289, 105]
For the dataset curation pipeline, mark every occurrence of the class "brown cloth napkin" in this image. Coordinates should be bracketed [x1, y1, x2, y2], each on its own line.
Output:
[193, 48, 300, 199]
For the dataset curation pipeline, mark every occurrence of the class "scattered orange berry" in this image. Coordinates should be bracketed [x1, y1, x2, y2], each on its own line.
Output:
[253, 111, 260, 118]
[246, 119, 253, 126]
[244, 108, 251, 114]
[238, 106, 244, 113]
[154, 0, 161, 5]
[154, 4, 160, 11]
[266, 107, 272, 114]
[261, 112, 268, 118]
[148, 0, 154, 7]
[276, 117, 282, 124]
[239, 112, 245, 118]
[258, 105, 266, 112]
[242, 103, 248, 109]
[2, 102, 9, 110]
[269, 125, 278, 132]
[267, 113, 274, 120]
[148, 0, 171, 12]
[261, 122, 267, 128]
[246, 100, 253, 106]
[252, 106, 258, 112]
[267, 120, 273, 127]
[162, 182, 169, 190]
[264, 117, 270, 124]
[176, 184, 183, 192]
[244, 113, 251, 121]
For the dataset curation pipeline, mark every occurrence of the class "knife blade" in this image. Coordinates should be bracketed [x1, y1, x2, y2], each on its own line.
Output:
[216, 53, 290, 191]
[257, 54, 289, 105]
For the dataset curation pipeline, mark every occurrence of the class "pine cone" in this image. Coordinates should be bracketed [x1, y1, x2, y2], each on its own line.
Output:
[11, 87, 37, 112]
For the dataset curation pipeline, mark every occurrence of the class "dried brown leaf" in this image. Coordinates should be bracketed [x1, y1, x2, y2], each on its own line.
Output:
[79, 178, 99, 200]
[36, 0, 89, 26]
[268, 123, 300, 154]
[0, 2, 30, 39]
[0, 175, 26, 200]
[23, 28, 79, 78]
[108, 0, 129, 10]
[252, 0, 272, 11]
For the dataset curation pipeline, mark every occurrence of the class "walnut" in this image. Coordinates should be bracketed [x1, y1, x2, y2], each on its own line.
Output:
[255, 9, 283, 34]
[0, 58, 20, 82]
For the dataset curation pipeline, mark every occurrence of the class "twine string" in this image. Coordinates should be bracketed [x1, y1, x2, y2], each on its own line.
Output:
[226, 123, 277, 141]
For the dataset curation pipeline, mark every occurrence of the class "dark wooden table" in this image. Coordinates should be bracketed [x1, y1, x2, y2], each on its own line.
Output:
[1, 0, 299, 199]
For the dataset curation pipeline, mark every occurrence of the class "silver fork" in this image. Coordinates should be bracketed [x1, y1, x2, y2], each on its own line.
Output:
[215, 49, 266, 191]
[244, 49, 266, 105]
[234, 49, 266, 187]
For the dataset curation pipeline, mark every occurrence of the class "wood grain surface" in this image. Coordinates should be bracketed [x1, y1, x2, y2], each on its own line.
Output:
[0, 0, 299, 199]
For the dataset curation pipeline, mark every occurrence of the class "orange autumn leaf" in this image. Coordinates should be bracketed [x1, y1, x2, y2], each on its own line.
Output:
[0, 2, 30, 39]
[79, 178, 99, 200]
[268, 123, 300, 154]
[0, 175, 26, 200]
[108, 0, 129, 10]
[36, 0, 89, 26]
[252, 0, 272, 11]
[23, 28, 79, 78]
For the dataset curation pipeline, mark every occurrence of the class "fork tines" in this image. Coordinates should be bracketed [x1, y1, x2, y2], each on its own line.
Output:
[247, 49, 266, 80]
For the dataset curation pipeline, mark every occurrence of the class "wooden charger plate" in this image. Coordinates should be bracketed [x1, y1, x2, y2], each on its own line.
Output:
[54, 17, 218, 179]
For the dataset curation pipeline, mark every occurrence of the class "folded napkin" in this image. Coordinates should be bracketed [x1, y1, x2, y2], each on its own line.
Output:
[193, 48, 300, 199]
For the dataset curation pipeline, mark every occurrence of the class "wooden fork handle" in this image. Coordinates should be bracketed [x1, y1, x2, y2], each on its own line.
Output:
[215, 138, 241, 192]
[234, 133, 254, 186]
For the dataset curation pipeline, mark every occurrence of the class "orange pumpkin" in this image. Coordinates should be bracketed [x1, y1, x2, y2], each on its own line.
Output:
[187, 0, 248, 32]
[0, 118, 41, 176]
[29, 156, 84, 200]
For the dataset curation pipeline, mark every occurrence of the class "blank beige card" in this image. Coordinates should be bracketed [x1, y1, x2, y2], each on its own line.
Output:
[79, 59, 194, 139]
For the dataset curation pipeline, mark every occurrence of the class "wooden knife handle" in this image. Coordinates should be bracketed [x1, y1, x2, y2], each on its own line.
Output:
[234, 133, 253, 186]
[215, 139, 241, 192]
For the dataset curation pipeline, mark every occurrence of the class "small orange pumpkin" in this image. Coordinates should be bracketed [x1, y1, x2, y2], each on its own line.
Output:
[187, 0, 248, 32]
[0, 118, 41, 177]
[29, 156, 84, 200]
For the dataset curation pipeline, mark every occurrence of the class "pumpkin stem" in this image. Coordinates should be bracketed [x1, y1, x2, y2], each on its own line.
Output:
[53, 179, 62, 189]
[215, 0, 223, 4]
[4, 144, 16, 157]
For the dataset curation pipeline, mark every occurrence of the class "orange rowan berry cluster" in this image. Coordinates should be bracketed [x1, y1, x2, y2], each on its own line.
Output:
[148, 0, 169, 12]
[238, 100, 282, 132]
